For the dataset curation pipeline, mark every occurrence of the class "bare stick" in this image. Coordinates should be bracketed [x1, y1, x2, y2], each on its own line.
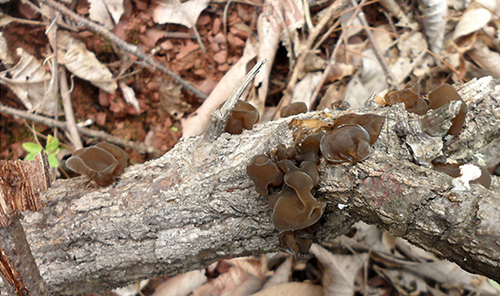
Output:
[202, 60, 266, 142]
[39, 0, 207, 100]
[0, 104, 159, 155]
[59, 67, 83, 150]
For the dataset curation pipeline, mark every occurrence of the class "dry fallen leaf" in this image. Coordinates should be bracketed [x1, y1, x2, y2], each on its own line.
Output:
[153, 0, 210, 28]
[248, 13, 281, 116]
[57, 31, 117, 93]
[0, 32, 13, 65]
[152, 270, 207, 296]
[452, 0, 497, 40]
[0, 47, 56, 115]
[251, 282, 323, 296]
[467, 41, 500, 77]
[310, 244, 368, 296]
[181, 36, 258, 138]
[89, 0, 124, 29]
[119, 81, 140, 113]
[261, 255, 293, 290]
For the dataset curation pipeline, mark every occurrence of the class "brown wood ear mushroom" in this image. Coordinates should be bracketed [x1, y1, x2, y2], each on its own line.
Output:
[280, 102, 308, 118]
[66, 143, 128, 186]
[294, 132, 324, 164]
[427, 84, 466, 135]
[332, 114, 385, 145]
[225, 100, 260, 134]
[385, 82, 429, 115]
[320, 125, 372, 164]
[271, 171, 325, 231]
[246, 155, 284, 197]
[276, 159, 320, 187]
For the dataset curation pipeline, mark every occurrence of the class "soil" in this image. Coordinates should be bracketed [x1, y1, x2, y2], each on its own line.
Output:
[0, 0, 257, 165]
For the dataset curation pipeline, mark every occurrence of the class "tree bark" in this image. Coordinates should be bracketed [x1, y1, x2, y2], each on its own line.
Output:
[1, 77, 499, 295]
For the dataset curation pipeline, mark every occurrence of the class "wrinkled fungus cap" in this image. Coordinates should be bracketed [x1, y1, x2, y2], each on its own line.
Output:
[427, 84, 466, 135]
[246, 154, 284, 196]
[332, 114, 385, 145]
[271, 171, 325, 231]
[385, 83, 428, 115]
[320, 125, 372, 164]
[280, 102, 308, 118]
[225, 100, 260, 134]
[66, 143, 128, 186]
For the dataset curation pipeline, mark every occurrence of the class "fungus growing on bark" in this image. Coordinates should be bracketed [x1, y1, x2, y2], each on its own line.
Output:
[66, 142, 128, 186]
[225, 100, 259, 134]
[246, 112, 384, 259]
[280, 102, 308, 118]
[274, 144, 296, 161]
[270, 171, 325, 231]
[385, 82, 428, 115]
[294, 132, 324, 164]
[276, 160, 319, 187]
[332, 114, 385, 145]
[320, 125, 372, 164]
[427, 84, 466, 135]
[246, 155, 284, 197]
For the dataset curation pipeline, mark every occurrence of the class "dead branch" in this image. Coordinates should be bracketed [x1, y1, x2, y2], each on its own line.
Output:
[0, 77, 499, 295]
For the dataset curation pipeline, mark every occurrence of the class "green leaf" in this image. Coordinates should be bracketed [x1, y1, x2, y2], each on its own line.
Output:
[45, 135, 59, 153]
[22, 142, 43, 153]
[48, 154, 60, 168]
[24, 152, 38, 161]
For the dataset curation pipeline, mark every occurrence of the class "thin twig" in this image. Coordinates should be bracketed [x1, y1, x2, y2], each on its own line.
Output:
[0, 104, 160, 155]
[59, 67, 83, 150]
[202, 60, 266, 142]
[353, 0, 399, 90]
[39, 0, 207, 100]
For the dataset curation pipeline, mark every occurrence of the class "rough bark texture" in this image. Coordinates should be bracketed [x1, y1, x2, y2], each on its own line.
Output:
[1, 77, 499, 295]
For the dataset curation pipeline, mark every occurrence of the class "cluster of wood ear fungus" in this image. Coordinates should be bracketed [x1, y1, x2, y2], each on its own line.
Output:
[66, 142, 128, 186]
[385, 83, 466, 135]
[386, 83, 492, 186]
[247, 113, 385, 260]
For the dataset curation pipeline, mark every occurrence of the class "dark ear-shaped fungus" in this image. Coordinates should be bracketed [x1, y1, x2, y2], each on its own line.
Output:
[275, 144, 297, 161]
[271, 171, 325, 231]
[246, 155, 284, 196]
[427, 84, 466, 135]
[332, 114, 385, 145]
[276, 160, 319, 187]
[384, 82, 428, 115]
[280, 102, 308, 118]
[320, 125, 372, 164]
[294, 132, 324, 164]
[66, 143, 128, 186]
[226, 100, 260, 134]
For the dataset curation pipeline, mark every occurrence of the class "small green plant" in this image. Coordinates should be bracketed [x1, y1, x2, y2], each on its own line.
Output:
[22, 135, 60, 168]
